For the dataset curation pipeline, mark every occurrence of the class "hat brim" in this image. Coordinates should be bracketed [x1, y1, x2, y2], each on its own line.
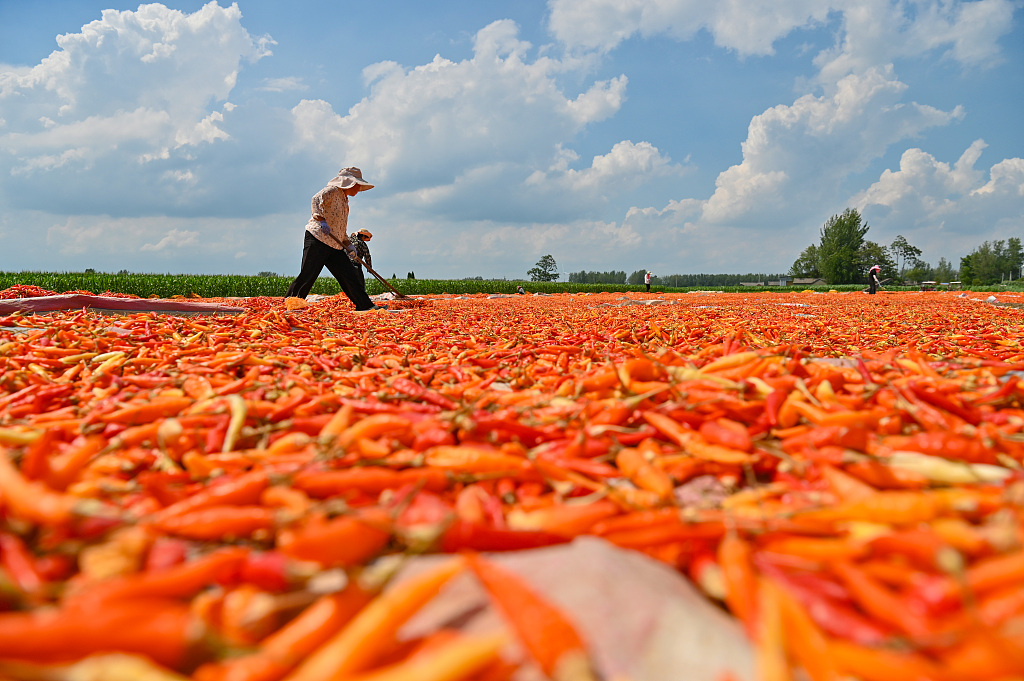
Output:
[327, 178, 374, 191]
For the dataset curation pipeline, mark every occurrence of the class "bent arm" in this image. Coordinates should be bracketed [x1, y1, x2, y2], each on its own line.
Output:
[315, 188, 352, 250]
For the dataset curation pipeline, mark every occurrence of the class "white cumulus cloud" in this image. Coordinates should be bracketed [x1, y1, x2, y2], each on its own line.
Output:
[140, 228, 200, 252]
[0, 2, 270, 197]
[291, 19, 629, 189]
[287, 19, 646, 223]
[852, 141, 1024, 260]
[701, 67, 961, 226]
[547, 0, 1018, 75]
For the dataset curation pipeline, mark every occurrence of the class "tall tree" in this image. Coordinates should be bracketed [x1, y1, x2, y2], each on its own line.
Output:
[858, 241, 896, 281]
[963, 239, 1024, 284]
[527, 255, 560, 282]
[964, 241, 1000, 284]
[960, 253, 975, 285]
[818, 208, 869, 285]
[903, 260, 932, 284]
[1006, 237, 1024, 279]
[627, 269, 647, 285]
[932, 257, 958, 283]
[789, 244, 820, 278]
[889, 235, 922, 282]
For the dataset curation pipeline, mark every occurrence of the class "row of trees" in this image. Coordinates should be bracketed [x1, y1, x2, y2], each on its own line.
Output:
[790, 209, 892, 284]
[532, 217, 1021, 287]
[960, 239, 1024, 285]
[549, 256, 787, 288]
[791, 208, 1021, 286]
[642, 273, 788, 287]
[567, 269, 628, 284]
[790, 209, 961, 285]
[567, 269, 789, 287]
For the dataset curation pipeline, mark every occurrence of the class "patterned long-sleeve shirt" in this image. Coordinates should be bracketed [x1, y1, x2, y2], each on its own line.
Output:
[348, 234, 371, 270]
[304, 186, 351, 251]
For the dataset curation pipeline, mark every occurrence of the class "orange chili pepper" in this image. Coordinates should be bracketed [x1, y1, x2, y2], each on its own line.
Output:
[277, 510, 391, 567]
[699, 417, 753, 452]
[831, 561, 934, 638]
[197, 582, 375, 681]
[827, 640, 946, 681]
[342, 631, 511, 681]
[424, 445, 533, 475]
[718, 532, 758, 638]
[754, 576, 792, 681]
[0, 446, 79, 525]
[284, 557, 465, 681]
[153, 469, 269, 521]
[154, 505, 277, 541]
[101, 395, 194, 425]
[466, 553, 594, 680]
[0, 598, 195, 667]
[615, 447, 674, 500]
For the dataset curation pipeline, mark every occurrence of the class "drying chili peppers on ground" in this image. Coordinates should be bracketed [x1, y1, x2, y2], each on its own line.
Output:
[0, 288, 1022, 681]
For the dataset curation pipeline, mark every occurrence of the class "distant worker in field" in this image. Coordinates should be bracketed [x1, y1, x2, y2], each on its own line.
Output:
[867, 264, 882, 295]
[516, 285, 526, 295]
[347, 228, 373, 290]
[285, 168, 382, 312]
[644, 271, 652, 293]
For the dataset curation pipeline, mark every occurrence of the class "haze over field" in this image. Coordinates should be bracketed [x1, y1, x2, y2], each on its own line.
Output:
[1, 0, 1021, 280]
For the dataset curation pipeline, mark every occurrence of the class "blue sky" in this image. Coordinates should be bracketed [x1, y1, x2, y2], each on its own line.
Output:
[1, 1, 1021, 280]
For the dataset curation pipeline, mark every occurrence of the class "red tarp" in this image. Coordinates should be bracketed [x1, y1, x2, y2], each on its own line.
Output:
[0, 295, 244, 315]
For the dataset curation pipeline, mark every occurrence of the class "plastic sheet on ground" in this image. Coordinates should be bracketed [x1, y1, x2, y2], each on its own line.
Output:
[395, 537, 754, 681]
[0, 294, 244, 315]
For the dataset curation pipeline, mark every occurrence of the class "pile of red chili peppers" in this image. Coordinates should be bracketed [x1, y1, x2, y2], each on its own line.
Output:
[0, 289, 1022, 681]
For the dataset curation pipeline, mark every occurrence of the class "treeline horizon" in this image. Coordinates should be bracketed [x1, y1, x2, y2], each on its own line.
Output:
[787, 207, 1022, 286]
[568, 270, 789, 287]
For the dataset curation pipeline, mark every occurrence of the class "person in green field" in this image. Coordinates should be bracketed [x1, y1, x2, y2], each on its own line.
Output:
[285, 167, 383, 311]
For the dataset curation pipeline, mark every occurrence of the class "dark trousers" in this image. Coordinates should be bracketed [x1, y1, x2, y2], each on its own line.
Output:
[286, 232, 374, 310]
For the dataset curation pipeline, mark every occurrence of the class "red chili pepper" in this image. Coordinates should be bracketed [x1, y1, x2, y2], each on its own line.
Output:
[781, 425, 870, 455]
[855, 357, 874, 385]
[0, 533, 45, 593]
[239, 551, 292, 592]
[832, 561, 935, 639]
[907, 382, 981, 425]
[440, 520, 569, 552]
[699, 417, 753, 452]
[145, 537, 191, 571]
[758, 559, 892, 645]
[765, 389, 787, 427]
[391, 377, 458, 410]
[72, 546, 249, 606]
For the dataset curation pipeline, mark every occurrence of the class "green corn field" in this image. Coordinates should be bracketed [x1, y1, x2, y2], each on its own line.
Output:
[0, 271, 995, 298]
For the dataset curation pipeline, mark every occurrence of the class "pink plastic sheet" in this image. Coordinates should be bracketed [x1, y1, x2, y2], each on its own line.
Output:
[395, 537, 754, 681]
[0, 295, 244, 315]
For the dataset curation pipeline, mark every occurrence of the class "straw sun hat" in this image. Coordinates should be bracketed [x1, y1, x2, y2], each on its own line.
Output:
[327, 167, 374, 191]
